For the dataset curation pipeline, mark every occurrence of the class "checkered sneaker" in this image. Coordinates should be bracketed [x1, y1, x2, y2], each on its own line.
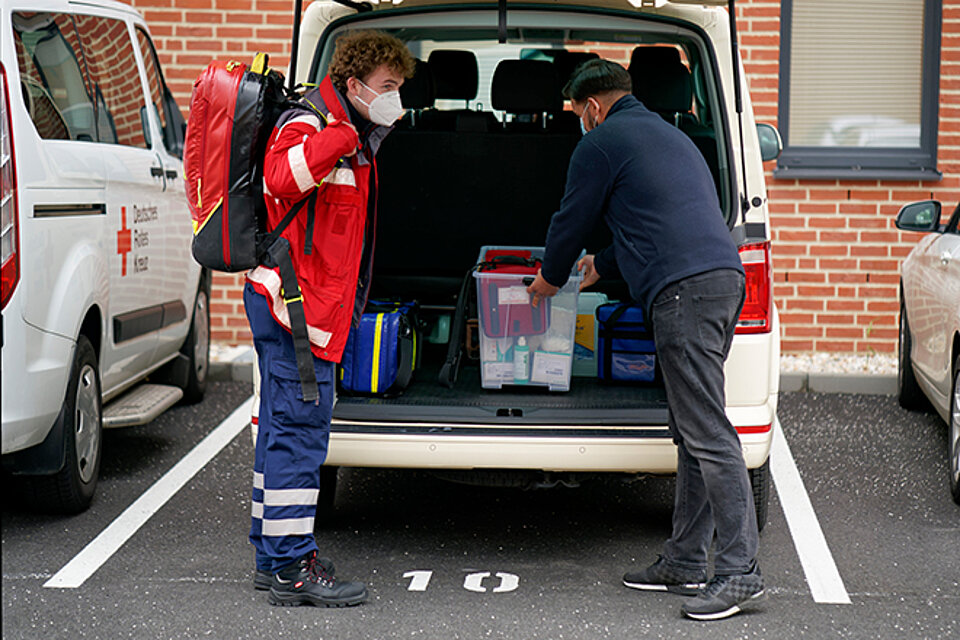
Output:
[623, 556, 708, 596]
[681, 564, 766, 621]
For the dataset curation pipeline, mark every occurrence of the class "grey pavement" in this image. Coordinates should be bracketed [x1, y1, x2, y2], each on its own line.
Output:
[3, 384, 957, 639]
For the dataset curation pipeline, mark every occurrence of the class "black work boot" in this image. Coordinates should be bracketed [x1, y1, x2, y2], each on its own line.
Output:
[268, 551, 367, 607]
[254, 557, 335, 591]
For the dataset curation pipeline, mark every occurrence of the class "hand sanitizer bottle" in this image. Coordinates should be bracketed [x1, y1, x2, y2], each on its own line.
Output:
[514, 336, 529, 385]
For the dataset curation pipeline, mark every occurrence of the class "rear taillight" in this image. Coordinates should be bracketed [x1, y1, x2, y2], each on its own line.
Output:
[1, 62, 19, 310]
[736, 241, 772, 334]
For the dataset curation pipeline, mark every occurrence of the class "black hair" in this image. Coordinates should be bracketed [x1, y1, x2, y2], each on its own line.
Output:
[561, 59, 632, 102]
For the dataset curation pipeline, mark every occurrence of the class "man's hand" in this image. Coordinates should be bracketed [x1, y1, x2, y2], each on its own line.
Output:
[527, 271, 560, 308]
[578, 254, 601, 290]
[330, 118, 359, 157]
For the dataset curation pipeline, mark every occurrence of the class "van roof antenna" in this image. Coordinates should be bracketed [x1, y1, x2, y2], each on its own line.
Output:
[727, 0, 750, 225]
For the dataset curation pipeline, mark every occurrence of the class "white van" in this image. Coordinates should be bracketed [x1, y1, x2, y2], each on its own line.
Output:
[278, 0, 782, 525]
[1, 0, 206, 513]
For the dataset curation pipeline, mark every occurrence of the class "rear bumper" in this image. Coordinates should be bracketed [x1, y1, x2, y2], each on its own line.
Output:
[326, 414, 775, 473]
[1, 314, 73, 455]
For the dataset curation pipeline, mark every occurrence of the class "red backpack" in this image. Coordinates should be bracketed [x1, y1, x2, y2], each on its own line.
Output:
[184, 53, 296, 272]
[183, 53, 319, 402]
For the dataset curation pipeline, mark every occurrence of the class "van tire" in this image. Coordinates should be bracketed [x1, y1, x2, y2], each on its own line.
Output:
[314, 465, 338, 526]
[749, 460, 770, 533]
[23, 336, 102, 514]
[950, 357, 960, 505]
[898, 299, 927, 410]
[179, 277, 211, 405]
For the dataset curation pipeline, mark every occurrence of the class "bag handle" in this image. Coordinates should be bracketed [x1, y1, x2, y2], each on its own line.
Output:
[477, 255, 541, 272]
[438, 264, 479, 388]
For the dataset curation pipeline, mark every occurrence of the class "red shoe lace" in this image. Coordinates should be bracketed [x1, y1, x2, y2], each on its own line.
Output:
[304, 552, 335, 586]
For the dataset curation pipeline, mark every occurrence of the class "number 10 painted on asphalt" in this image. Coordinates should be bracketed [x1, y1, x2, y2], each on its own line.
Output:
[403, 571, 520, 593]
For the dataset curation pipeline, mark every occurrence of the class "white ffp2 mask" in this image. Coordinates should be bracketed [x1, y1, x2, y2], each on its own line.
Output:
[354, 79, 405, 126]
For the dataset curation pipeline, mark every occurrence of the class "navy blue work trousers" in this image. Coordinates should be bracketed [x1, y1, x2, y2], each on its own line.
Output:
[244, 283, 336, 573]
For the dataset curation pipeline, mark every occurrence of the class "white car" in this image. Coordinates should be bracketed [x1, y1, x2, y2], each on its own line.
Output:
[253, 0, 781, 525]
[896, 200, 960, 504]
[1, 0, 207, 513]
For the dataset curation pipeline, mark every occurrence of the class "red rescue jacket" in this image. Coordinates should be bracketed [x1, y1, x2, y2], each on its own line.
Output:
[247, 77, 388, 362]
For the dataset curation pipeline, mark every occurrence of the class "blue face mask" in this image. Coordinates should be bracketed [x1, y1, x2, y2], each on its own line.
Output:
[580, 101, 598, 136]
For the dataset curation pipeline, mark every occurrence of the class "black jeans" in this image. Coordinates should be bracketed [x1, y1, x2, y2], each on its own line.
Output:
[650, 268, 757, 575]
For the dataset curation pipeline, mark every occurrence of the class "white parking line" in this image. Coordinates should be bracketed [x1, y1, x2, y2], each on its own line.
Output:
[769, 420, 851, 604]
[44, 396, 254, 589]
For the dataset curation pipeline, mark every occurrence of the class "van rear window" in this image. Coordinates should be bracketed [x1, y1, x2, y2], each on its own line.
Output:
[315, 16, 727, 205]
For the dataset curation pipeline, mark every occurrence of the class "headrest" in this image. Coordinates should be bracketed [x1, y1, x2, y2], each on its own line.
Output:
[400, 59, 436, 109]
[552, 51, 600, 87]
[491, 59, 562, 113]
[628, 46, 692, 114]
[427, 50, 479, 100]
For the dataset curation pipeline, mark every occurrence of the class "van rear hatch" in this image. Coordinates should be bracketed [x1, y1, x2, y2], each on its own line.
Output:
[319, 3, 733, 431]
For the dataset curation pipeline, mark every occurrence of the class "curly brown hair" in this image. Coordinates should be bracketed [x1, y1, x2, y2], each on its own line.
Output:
[328, 30, 415, 92]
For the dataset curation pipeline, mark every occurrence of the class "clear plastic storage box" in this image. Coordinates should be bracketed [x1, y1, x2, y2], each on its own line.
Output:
[473, 246, 581, 392]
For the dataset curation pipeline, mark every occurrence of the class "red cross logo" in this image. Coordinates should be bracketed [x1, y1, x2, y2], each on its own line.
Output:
[117, 206, 132, 276]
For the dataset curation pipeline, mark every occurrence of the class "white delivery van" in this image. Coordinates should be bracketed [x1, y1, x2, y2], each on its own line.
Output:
[1, 0, 207, 513]
[277, 0, 782, 526]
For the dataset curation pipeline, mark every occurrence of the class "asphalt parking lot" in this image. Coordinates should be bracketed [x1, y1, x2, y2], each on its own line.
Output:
[2, 382, 958, 639]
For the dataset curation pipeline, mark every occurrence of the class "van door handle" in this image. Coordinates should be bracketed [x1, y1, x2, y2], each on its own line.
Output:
[150, 166, 164, 178]
[165, 170, 177, 180]
[940, 251, 952, 266]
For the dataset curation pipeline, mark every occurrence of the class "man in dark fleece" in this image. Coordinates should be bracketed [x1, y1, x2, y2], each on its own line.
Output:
[526, 59, 764, 622]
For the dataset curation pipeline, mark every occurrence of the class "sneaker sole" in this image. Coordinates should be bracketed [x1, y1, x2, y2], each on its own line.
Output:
[623, 580, 705, 596]
[682, 589, 767, 621]
[268, 588, 368, 608]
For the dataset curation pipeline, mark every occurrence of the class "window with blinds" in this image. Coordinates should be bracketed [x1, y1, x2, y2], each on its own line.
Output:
[777, 0, 942, 180]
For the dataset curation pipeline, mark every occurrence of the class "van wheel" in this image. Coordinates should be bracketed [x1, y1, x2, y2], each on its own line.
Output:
[749, 460, 770, 533]
[898, 299, 926, 410]
[314, 466, 338, 527]
[179, 279, 210, 404]
[24, 336, 102, 514]
[950, 358, 960, 505]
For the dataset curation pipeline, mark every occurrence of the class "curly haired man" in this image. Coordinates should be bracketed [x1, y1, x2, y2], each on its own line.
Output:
[244, 30, 414, 607]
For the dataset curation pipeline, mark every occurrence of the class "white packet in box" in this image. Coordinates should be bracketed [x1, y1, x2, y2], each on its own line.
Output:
[482, 361, 514, 385]
[530, 351, 572, 387]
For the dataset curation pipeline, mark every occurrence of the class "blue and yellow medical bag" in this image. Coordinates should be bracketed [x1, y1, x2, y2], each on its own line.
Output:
[340, 301, 421, 396]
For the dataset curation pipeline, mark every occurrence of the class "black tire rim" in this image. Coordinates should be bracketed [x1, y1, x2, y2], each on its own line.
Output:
[75, 364, 100, 484]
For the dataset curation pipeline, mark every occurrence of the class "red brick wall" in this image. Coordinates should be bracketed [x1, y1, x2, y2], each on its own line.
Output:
[125, 0, 958, 352]
[738, 0, 959, 354]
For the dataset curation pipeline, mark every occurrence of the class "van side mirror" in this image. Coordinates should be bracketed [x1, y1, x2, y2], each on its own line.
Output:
[756, 123, 781, 162]
[895, 200, 941, 233]
[164, 87, 186, 159]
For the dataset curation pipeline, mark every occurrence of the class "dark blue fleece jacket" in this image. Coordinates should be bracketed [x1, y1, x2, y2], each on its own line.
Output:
[541, 94, 743, 315]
